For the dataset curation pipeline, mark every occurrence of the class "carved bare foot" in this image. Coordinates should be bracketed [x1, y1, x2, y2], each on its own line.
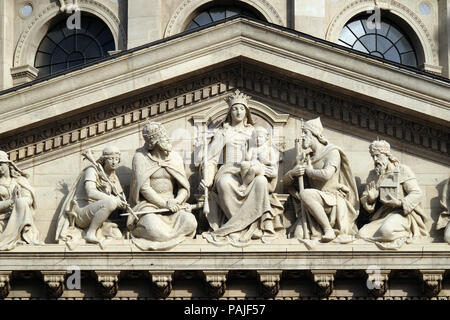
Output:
[84, 231, 100, 244]
[322, 229, 336, 242]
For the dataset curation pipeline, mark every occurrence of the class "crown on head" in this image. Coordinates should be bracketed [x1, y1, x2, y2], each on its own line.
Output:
[225, 89, 251, 107]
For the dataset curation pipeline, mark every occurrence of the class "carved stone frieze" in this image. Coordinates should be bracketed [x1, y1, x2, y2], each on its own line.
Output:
[2, 63, 447, 165]
[420, 270, 445, 297]
[257, 270, 282, 299]
[95, 271, 120, 299]
[0, 272, 11, 299]
[311, 270, 336, 298]
[41, 271, 65, 299]
[366, 269, 390, 297]
[149, 271, 174, 299]
[203, 271, 227, 298]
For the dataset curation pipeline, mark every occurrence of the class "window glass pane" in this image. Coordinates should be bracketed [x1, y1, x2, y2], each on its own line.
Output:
[51, 47, 67, 64]
[387, 25, 402, 43]
[352, 40, 369, 53]
[35, 51, 51, 68]
[377, 22, 390, 36]
[384, 46, 401, 63]
[339, 27, 357, 46]
[359, 34, 376, 52]
[38, 66, 51, 77]
[225, 8, 240, 18]
[84, 41, 102, 59]
[194, 12, 213, 25]
[361, 18, 376, 34]
[401, 52, 417, 67]
[376, 36, 393, 54]
[38, 37, 57, 54]
[209, 8, 226, 21]
[51, 62, 67, 74]
[396, 37, 412, 54]
[59, 36, 76, 53]
[47, 29, 65, 44]
[185, 21, 198, 30]
[347, 20, 365, 37]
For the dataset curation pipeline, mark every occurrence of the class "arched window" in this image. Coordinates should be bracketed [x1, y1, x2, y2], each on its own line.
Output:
[185, 4, 264, 31]
[338, 16, 418, 68]
[34, 14, 115, 78]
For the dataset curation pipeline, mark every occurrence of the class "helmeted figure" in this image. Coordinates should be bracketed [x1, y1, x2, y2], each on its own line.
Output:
[126, 122, 197, 250]
[283, 117, 359, 244]
[200, 90, 284, 246]
[0, 150, 41, 251]
[358, 140, 430, 249]
[55, 146, 126, 248]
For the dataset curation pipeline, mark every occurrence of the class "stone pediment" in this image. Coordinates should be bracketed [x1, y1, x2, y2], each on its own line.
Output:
[0, 61, 448, 167]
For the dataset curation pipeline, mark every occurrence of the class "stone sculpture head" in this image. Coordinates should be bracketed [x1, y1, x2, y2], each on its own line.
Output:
[142, 122, 172, 155]
[97, 146, 121, 172]
[302, 117, 328, 149]
[224, 90, 255, 127]
[369, 139, 399, 175]
[0, 150, 26, 178]
[252, 126, 269, 148]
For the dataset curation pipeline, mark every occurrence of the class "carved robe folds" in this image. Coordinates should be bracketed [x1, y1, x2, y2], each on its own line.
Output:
[359, 164, 430, 249]
[127, 147, 197, 250]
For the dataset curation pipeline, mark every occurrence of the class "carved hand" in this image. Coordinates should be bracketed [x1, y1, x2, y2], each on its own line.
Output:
[381, 194, 402, 208]
[199, 178, 212, 190]
[290, 164, 305, 177]
[264, 165, 277, 178]
[366, 181, 379, 203]
[166, 199, 180, 213]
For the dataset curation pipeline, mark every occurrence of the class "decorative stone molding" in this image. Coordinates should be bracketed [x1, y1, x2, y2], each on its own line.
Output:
[41, 271, 65, 298]
[366, 269, 390, 297]
[149, 271, 174, 299]
[14, 0, 126, 68]
[0, 272, 11, 299]
[311, 270, 336, 298]
[203, 271, 227, 298]
[257, 270, 282, 298]
[10, 65, 39, 86]
[420, 270, 445, 297]
[95, 271, 120, 299]
[164, 0, 284, 37]
[3, 63, 447, 168]
[326, 0, 439, 69]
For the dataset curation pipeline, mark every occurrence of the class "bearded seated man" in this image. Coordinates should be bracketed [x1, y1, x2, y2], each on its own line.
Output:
[127, 122, 197, 250]
[358, 140, 430, 249]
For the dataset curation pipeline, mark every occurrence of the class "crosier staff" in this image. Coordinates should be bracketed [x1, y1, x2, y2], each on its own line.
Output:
[81, 149, 139, 221]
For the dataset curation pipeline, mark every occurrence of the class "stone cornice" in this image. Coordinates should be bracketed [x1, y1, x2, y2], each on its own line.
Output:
[0, 18, 448, 135]
[1, 62, 448, 168]
[0, 240, 449, 271]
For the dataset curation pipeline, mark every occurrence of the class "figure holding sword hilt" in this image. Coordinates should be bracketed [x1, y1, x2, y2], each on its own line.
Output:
[126, 121, 197, 250]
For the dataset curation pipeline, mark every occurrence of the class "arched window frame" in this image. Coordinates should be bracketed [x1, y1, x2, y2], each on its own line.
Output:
[34, 13, 115, 78]
[338, 13, 420, 68]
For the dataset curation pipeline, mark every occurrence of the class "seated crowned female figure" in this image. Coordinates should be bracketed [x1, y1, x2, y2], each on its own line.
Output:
[200, 90, 284, 246]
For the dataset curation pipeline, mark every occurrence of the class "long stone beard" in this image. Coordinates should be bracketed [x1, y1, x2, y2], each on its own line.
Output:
[158, 140, 172, 156]
[375, 161, 387, 175]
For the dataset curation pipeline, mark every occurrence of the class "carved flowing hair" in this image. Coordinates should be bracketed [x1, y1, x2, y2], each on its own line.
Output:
[369, 140, 400, 166]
